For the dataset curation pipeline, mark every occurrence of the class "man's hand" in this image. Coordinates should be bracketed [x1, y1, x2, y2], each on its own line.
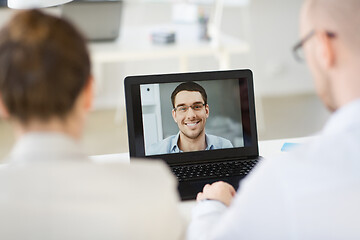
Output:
[196, 181, 236, 206]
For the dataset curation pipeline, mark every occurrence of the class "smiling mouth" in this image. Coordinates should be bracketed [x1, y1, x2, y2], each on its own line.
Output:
[185, 120, 200, 126]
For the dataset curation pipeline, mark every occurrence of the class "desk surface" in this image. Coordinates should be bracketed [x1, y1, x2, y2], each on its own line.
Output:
[90, 137, 312, 225]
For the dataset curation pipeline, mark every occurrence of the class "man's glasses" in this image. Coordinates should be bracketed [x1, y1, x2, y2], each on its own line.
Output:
[293, 30, 336, 62]
[173, 103, 206, 113]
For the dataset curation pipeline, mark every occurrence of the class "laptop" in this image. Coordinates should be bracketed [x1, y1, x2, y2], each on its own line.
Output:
[124, 69, 261, 200]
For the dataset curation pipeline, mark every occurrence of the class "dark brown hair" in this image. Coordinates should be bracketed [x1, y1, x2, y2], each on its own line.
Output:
[0, 10, 90, 123]
[171, 81, 207, 108]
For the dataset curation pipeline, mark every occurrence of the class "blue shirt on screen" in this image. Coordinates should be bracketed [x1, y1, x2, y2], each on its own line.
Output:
[146, 132, 233, 155]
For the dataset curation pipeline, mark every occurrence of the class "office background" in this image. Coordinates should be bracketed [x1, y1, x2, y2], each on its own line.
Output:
[0, 0, 330, 161]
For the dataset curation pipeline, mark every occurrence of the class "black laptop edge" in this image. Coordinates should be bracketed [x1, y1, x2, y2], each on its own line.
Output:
[125, 69, 259, 164]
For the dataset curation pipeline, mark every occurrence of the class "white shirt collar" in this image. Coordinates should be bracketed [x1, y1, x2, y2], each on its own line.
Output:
[322, 98, 360, 135]
[170, 132, 214, 152]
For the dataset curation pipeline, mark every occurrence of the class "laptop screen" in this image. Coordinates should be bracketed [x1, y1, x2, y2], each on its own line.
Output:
[125, 70, 259, 165]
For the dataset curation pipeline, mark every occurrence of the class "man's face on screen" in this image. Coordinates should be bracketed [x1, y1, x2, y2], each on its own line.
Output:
[172, 91, 209, 141]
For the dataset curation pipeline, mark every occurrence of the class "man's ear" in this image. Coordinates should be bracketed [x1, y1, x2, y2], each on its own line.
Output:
[172, 109, 177, 123]
[205, 104, 209, 118]
[83, 75, 94, 112]
[0, 95, 10, 119]
[315, 31, 336, 69]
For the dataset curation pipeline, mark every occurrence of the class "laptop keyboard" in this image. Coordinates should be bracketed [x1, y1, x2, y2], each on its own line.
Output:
[171, 159, 260, 182]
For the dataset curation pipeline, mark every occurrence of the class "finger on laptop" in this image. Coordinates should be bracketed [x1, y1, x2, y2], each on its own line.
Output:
[214, 181, 236, 196]
[196, 192, 204, 202]
[197, 181, 236, 206]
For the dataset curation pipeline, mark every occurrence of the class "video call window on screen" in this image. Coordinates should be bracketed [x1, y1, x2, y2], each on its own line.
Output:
[140, 79, 247, 156]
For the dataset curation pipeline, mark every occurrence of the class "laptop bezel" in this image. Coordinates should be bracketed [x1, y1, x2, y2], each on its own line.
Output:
[124, 69, 259, 166]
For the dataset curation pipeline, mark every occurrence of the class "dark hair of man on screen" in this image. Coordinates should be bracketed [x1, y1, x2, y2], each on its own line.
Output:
[170, 82, 207, 108]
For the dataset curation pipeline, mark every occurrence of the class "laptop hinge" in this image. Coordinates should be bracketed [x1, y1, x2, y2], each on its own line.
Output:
[168, 155, 260, 167]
